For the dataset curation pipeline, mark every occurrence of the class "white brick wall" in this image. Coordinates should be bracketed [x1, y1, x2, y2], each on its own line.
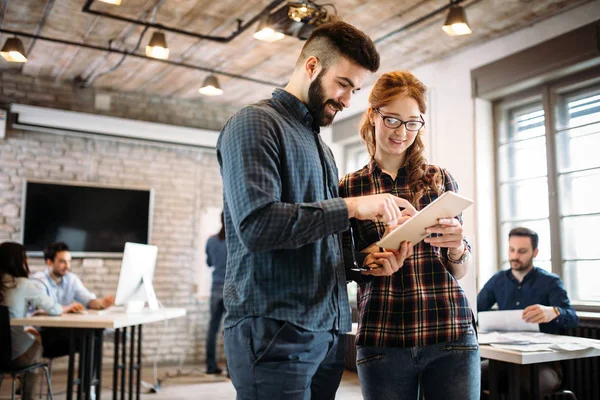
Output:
[0, 128, 225, 368]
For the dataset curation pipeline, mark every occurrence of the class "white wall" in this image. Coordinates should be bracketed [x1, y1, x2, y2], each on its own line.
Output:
[325, 0, 600, 309]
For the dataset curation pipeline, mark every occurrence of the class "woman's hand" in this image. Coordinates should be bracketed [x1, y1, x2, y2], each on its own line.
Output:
[423, 217, 464, 255]
[361, 241, 413, 276]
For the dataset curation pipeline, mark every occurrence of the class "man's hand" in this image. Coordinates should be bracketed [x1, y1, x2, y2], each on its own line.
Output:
[423, 217, 464, 254]
[361, 241, 413, 276]
[88, 295, 116, 310]
[522, 304, 559, 324]
[345, 194, 417, 225]
[64, 302, 85, 313]
[100, 295, 115, 309]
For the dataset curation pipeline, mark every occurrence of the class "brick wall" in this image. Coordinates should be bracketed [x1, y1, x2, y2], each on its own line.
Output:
[0, 71, 238, 131]
[0, 71, 233, 369]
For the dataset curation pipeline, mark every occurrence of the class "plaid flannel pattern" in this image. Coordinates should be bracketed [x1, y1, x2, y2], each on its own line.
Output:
[216, 89, 352, 333]
[339, 159, 474, 347]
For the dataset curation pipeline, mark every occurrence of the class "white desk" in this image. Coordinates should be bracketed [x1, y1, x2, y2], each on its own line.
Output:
[10, 308, 186, 329]
[11, 308, 186, 400]
[480, 332, 600, 400]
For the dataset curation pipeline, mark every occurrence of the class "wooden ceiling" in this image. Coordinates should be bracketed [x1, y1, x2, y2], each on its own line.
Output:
[0, 0, 589, 107]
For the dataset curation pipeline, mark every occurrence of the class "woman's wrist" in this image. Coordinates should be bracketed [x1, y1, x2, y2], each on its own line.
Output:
[448, 242, 465, 258]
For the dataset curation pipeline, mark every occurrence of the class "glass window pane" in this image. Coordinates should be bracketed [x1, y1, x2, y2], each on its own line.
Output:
[558, 169, 600, 216]
[498, 136, 547, 182]
[555, 128, 600, 173]
[557, 88, 600, 130]
[504, 107, 545, 143]
[499, 220, 551, 263]
[561, 215, 600, 260]
[563, 260, 600, 302]
[499, 178, 549, 221]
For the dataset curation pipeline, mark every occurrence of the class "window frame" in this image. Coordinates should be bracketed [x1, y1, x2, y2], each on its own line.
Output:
[493, 65, 600, 310]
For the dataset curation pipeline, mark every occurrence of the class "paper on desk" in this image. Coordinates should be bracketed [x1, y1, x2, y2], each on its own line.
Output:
[479, 332, 550, 345]
[490, 343, 555, 352]
[481, 331, 600, 352]
[478, 310, 540, 332]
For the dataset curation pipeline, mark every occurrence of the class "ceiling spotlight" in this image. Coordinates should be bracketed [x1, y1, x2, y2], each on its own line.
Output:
[199, 75, 223, 96]
[288, 2, 317, 22]
[253, 17, 285, 43]
[0, 37, 27, 63]
[442, 5, 472, 36]
[98, 0, 121, 4]
[254, 2, 328, 43]
[146, 31, 169, 59]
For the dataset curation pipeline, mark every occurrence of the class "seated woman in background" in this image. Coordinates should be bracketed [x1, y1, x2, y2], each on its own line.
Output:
[0, 242, 63, 400]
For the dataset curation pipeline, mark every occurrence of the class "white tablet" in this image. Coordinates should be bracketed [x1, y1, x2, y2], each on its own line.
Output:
[376, 191, 473, 250]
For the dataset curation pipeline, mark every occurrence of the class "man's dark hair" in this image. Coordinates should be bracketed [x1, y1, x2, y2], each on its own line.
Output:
[297, 20, 380, 72]
[509, 227, 539, 250]
[44, 242, 70, 262]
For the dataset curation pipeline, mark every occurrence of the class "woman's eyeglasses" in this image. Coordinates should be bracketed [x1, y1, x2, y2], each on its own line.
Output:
[374, 108, 425, 131]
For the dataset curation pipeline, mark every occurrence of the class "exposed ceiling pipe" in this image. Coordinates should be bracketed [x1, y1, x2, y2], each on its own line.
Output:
[0, 28, 284, 87]
[54, 15, 101, 81]
[0, 0, 8, 29]
[81, 0, 286, 43]
[82, 1, 167, 86]
[24, 0, 56, 56]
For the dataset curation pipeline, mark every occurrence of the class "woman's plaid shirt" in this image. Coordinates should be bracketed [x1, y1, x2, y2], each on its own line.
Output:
[339, 159, 474, 348]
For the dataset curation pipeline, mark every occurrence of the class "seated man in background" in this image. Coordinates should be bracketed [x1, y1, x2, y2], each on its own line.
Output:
[31, 242, 115, 357]
[477, 227, 579, 398]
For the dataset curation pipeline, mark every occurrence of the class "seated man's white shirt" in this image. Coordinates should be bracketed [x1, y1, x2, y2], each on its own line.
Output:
[32, 269, 96, 307]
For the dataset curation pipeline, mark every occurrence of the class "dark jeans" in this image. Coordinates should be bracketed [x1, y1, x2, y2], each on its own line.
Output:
[39, 327, 80, 358]
[206, 283, 225, 370]
[481, 359, 562, 399]
[357, 328, 481, 400]
[224, 317, 345, 400]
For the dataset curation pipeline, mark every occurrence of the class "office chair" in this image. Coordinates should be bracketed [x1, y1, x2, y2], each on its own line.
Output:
[0, 305, 54, 400]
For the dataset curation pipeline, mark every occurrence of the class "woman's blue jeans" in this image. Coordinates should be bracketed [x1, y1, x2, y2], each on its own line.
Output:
[356, 328, 481, 400]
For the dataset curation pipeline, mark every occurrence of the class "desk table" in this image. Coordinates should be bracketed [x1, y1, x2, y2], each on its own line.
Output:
[11, 308, 186, 400]
[480, 332, 600, 400]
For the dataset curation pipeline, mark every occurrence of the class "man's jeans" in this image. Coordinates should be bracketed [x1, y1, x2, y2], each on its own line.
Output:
[206, 283, 226, 370]
[224, 317, 345, 400]
[357, 328, 481, 400]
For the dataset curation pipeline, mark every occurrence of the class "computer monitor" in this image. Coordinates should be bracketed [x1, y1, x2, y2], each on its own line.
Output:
[114, 242, 159, 313]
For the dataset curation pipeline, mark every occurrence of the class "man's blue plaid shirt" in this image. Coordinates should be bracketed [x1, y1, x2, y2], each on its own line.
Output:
[217, 88, 352, 333]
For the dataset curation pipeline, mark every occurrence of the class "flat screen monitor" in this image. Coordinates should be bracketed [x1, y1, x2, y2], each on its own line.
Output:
[114, 242, 159, 312]
[22, 181, 153, 257]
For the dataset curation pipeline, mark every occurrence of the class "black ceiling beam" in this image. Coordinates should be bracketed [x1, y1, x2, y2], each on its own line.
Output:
[0, 28, 285, 87]
[82, 0, 286, 43]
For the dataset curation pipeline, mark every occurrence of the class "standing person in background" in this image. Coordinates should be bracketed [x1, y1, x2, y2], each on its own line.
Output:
[205, 212, 227, 375]
[339, 71, 479, 400]
[0, 242, 63, 400]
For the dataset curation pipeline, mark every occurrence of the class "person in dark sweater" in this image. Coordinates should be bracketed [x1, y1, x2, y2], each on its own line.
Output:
[204, 212, 227, 375]
[478, 226, 579, 398]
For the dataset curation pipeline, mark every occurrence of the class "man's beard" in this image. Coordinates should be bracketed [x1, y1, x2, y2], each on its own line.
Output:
[307, 70, 344, 127]
[510, 258, 533, 271]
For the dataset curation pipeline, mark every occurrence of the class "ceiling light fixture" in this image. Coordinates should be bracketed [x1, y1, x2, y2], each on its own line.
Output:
[254, 1, 333, 42]
[98, 0, 121, 5]
[199, 75, 224, 96]
[253, 17, 285, 43]
[442, 4, 472, 36]
[0, 37, 28, 62]
[145, 31, 169, 59]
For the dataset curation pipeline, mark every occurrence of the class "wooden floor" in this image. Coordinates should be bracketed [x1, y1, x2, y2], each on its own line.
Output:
[0, 365, 363, 400]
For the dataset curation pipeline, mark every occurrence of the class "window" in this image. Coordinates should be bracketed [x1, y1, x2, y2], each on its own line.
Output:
[495, 70, 600, 304]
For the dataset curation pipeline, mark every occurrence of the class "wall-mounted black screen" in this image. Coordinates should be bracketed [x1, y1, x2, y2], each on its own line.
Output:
[23, 182, 152, 253]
